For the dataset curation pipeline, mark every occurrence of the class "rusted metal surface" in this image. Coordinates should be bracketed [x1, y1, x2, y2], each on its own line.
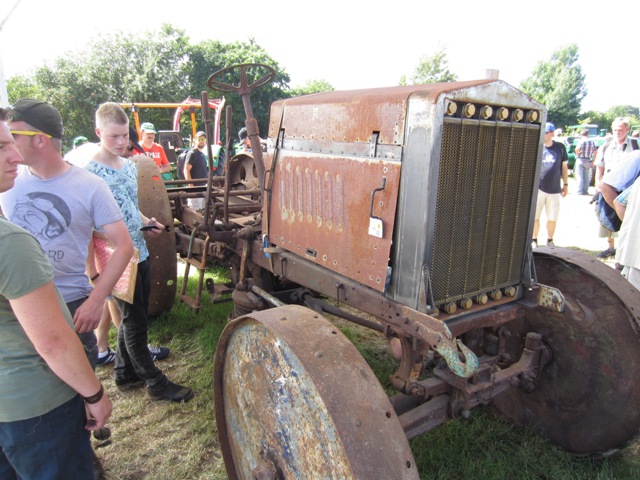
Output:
[432, 338, 479, 378]
[267, 80, 510, 145]
[492, 248, 640, 455]
[244, 239, 453, 346]
[214, 305, 418, 479]
[133, 156, 176, 316]
[536, 283, 565, 312]
[395, 331, 546, 439]
[267, 152, 401, 291]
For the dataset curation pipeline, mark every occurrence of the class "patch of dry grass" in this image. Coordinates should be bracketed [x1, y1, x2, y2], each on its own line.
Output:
[94, 346, 227, 480]
[93, 262, 231, 480]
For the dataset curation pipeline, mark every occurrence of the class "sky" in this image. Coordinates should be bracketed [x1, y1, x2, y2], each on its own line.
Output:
[1, 0, 639, 115]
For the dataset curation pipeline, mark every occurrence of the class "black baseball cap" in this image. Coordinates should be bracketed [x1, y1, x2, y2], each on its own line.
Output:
[8, 99, 65, 139]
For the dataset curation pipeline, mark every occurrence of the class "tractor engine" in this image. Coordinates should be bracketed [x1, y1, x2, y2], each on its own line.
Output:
[265, 80, 544, 316]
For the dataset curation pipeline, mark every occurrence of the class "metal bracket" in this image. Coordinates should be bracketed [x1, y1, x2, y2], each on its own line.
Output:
[419, 265, 436, 314]
[369, 131, 380, 158]
[537, 283, 565, 312]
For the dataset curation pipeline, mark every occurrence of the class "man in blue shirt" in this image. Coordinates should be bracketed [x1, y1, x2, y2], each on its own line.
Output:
[532, 122, 569, 248]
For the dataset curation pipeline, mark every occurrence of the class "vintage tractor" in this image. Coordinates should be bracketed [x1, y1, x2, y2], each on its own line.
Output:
[154, 64, 640, 478]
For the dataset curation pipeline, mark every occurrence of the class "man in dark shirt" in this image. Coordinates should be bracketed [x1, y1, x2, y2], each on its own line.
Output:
[183, 131, 208, 184]
[181, 131, 208, 210]
[532, 122, 569, 248]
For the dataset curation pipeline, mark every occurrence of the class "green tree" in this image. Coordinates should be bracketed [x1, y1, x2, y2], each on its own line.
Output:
[6, 74, 43, 101]
[520, 44, 586, 130]
[400, 47, 458, 85]
[288, 79, 334, 97]
[579, 106, 640, 134]
[6, 26, 291, 151]
[187, 37, 290, 143]
[578, 111, 610, 131]
[7, 24, 192, 148]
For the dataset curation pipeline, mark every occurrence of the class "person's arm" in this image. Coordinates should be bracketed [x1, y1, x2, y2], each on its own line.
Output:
[158, 146, 172, 174]
[72, 220, 134, 334]
[10, 282, 112, 430]
[595, 165, 605, 191]
[614, 198, 626, 220]
[600, 182, 619, 208]
[561, 161, 569, 197]
[184, 160, 194, 187]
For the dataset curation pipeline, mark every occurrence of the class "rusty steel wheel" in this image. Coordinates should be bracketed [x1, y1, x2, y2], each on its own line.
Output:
[214, 304, 418, 479]
[492, 247, 640, 456]
[134, 156, 177, 317]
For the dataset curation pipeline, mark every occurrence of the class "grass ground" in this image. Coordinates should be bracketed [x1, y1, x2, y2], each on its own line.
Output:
[95, 176, 640, 479]
[94, 263, 231, 480]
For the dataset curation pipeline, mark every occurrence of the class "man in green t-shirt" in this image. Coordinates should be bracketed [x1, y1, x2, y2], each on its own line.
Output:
[0, 108, 112, 478]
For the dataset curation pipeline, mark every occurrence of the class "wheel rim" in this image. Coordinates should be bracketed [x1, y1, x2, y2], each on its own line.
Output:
[134, 156, 177, 316]
[492, 247, 640, 455]
[214, 305, 418, 479]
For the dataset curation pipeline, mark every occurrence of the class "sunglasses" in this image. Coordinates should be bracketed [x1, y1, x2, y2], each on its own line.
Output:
[10, 130, 52, 139]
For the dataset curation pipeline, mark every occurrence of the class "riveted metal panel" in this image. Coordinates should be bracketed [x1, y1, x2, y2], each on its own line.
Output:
[267, 151, 400, 291]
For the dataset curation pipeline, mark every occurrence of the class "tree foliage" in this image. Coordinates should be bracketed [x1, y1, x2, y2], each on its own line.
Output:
[288, 79, 334, 97]
[6, 26, 290, 151]
[400, 47, 458, 85]
[578, 105, 640, 133]
[8, 31, 636, 151]
[189, 37, 290, 142]
[520, 44, 586, 130]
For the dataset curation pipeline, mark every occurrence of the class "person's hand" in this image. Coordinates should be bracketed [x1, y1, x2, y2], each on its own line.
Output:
[72, 295, 104, 333]
[143, 217, 164, 238]
[85, 394, 113, 431]
[561, 185, 569, 197]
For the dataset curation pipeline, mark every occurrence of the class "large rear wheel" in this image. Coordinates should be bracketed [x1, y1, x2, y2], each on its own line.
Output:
[214, 305, 418, 479]
[492, 247, 640, 455]
[134, 156, 177, 317]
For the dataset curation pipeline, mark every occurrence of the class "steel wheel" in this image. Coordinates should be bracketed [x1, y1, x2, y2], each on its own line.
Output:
[134, 156, 177, 317]
[492, 247, 640, 456]
[214, 305, 418, 479]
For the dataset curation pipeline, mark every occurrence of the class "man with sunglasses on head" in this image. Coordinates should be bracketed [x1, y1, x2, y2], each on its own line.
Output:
[0, 99, 134, 368]
[0, 107, 113, 480]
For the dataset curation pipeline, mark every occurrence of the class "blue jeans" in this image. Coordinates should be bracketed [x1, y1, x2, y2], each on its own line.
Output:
[114, 260, 167, 391]
[575, 159, 590, 195]
[0, 395, 93, 479]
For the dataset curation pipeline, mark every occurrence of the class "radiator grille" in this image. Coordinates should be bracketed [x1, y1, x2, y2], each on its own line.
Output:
[430, 119, 539, 306]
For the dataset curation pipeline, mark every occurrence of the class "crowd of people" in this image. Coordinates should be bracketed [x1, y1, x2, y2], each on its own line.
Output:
[0, 100, 195, 478]
[2, 95, 639, 477]
[0, 96, 263, 477]
[534, 116, 640, 287]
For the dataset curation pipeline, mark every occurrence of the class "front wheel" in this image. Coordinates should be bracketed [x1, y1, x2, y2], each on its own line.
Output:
[214, 305, 418, 479]
[492, 247, 640, 456]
